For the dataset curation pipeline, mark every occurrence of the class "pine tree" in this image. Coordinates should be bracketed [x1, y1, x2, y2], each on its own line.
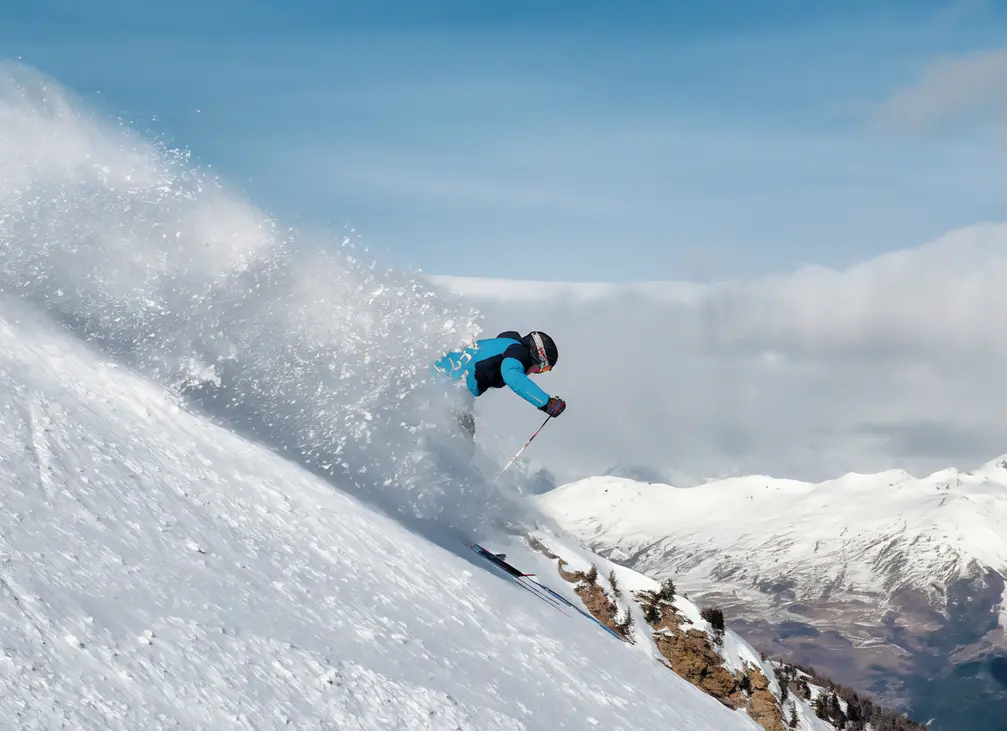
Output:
[828, 692, 847, 728]
[643, 598, 661, 625]
[787, 702, 799, 729]
[700, 606, 725, 643]
[608, 570, 620, 596]
[739, 673, 753, 695]
[614, 606, 634, 637]
[813, 692, 830, 719]
[796, 677, 810, 700]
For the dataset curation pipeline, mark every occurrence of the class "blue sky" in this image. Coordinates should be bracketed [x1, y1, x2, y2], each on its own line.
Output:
[5, 0, 1007, 281]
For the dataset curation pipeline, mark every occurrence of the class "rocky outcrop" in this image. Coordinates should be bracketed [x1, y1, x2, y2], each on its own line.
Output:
[534, 544, 788, 731]
[648, 605, 737, 700]
[638, 590, 785, 730]
[658, 626, 740, 699]
[556, 560, 632, 640]
[737, 667, 785, 731]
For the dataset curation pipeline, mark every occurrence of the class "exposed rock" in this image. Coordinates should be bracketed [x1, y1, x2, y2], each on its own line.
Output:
[654, 625, 738, 701]
[639, 594, 784, 731]
[555, 559, 629, 640]
[741, 667, 786, 731]
[525, 535, 558, 560]
[577, 582, 620, 629]
[555, 558, 582, 584]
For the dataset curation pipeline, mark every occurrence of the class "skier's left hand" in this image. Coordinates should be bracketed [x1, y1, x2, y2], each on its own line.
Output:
[540, 396, 566, 418]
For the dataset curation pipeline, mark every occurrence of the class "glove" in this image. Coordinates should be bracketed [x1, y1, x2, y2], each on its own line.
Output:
[540, 396, 566, 418]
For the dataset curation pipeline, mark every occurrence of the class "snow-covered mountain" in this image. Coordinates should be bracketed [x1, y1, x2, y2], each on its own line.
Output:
[535, 469, 1007, 730]
[536, 468, 1007, 606]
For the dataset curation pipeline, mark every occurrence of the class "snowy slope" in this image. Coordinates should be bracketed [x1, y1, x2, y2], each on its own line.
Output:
[0, 298, 768, 731]
[482, 530, 847, 731]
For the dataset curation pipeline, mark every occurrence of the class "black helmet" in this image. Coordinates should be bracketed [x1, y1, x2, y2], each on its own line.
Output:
[524, 331, 558, 369]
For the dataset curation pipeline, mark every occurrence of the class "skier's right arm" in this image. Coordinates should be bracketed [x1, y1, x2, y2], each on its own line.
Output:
[500, 357, 551, 408]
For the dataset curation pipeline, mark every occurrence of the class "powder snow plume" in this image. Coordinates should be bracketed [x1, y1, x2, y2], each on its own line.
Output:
[0, 63, 519, 543]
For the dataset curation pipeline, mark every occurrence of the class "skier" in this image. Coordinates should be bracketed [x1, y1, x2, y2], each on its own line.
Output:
[433, 330, 566, 438]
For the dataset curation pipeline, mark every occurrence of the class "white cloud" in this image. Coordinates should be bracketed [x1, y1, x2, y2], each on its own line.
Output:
[432, 222, 1007, 484]
[877, 49, 1007, 133]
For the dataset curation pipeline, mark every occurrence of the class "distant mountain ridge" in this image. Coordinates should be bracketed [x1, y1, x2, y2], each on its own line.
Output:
[535, 459, 1007, 730]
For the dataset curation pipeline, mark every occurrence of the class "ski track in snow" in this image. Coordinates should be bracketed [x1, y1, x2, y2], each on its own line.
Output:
[0, 306, 763, 730]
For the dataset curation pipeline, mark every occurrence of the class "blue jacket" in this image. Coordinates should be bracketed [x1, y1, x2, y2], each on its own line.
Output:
[433, 331, 552, 408]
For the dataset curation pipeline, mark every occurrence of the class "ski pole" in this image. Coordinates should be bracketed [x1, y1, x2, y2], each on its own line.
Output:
[494, 415, 552, 482]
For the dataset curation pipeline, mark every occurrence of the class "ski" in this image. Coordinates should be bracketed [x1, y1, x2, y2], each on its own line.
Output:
[469, 543, 629, 642]
[470, 544, 534, 579]
[469, 544, 570, 615]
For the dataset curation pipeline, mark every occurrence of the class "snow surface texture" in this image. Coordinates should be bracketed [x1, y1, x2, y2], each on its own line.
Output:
[0, 64, 769, 730]
[535, 470, 1007, 610]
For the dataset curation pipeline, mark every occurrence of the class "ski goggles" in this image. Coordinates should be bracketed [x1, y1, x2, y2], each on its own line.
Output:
[530, 332, 552, 372]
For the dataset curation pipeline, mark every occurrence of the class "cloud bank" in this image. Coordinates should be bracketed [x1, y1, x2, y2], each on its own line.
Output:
[433, 222, 1007, 484]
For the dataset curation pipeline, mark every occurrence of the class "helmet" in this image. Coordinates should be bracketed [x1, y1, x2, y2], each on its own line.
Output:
[525, 331, 558, 370]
